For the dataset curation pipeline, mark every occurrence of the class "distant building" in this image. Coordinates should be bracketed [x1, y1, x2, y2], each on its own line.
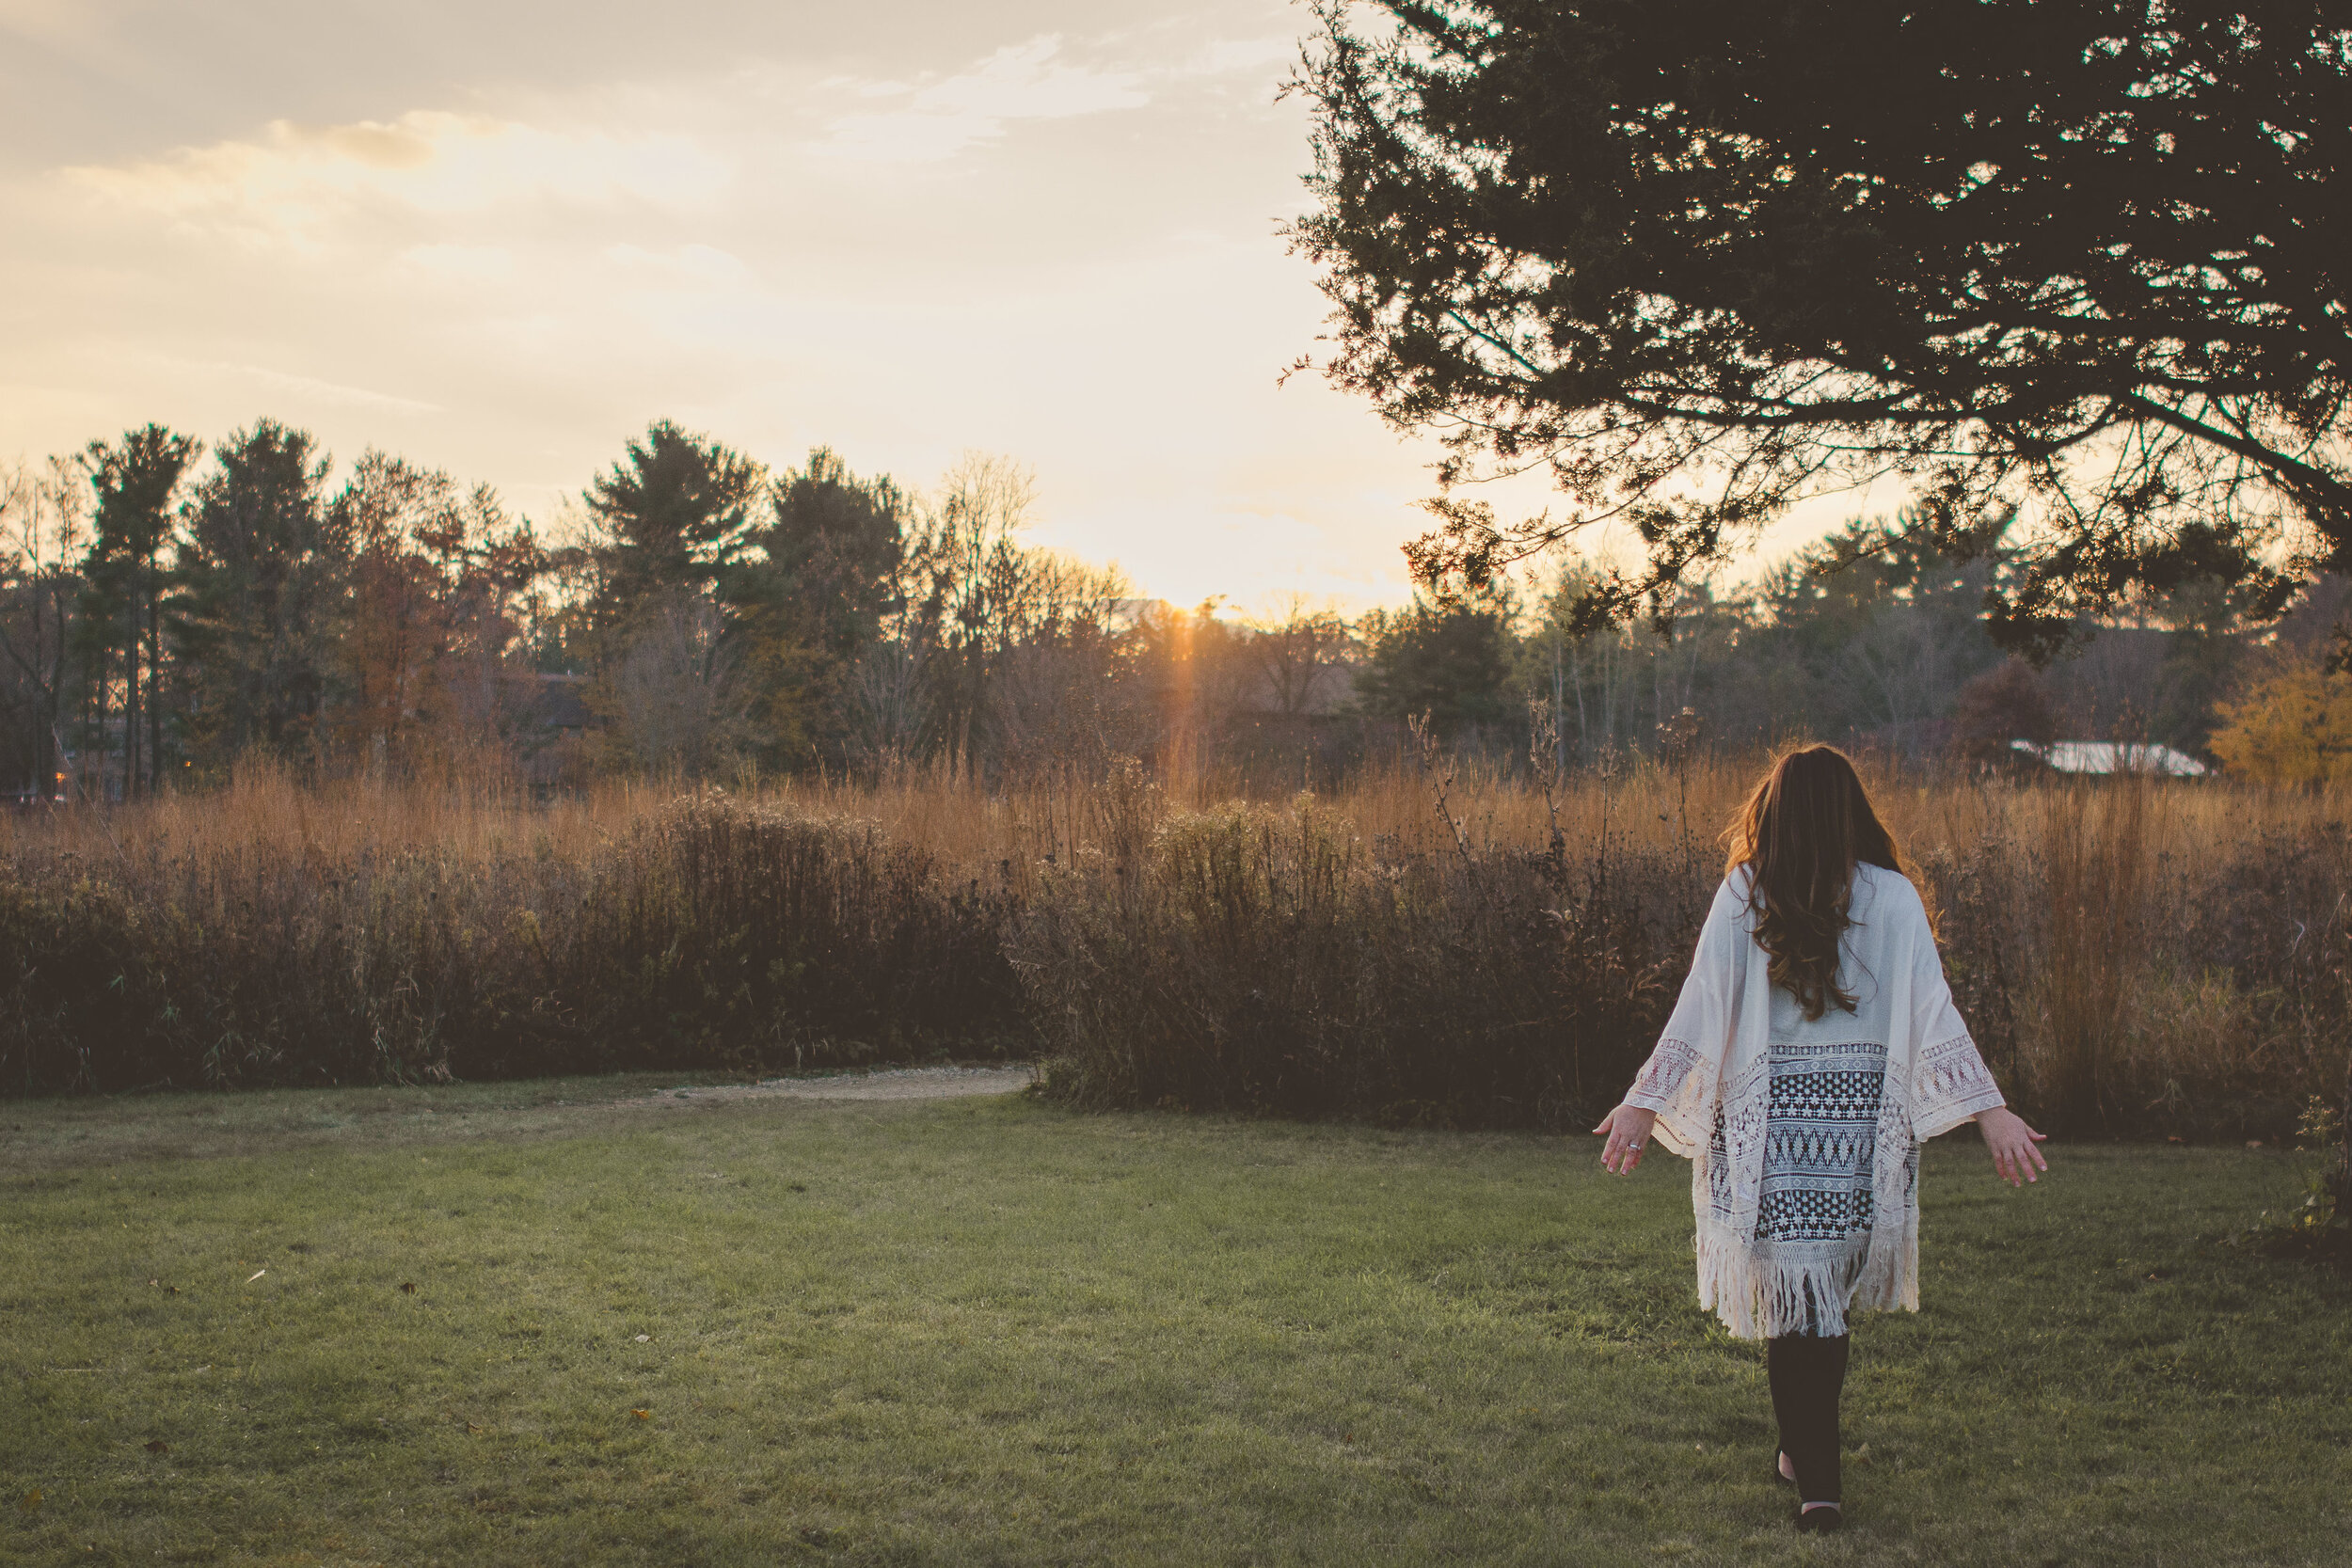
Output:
[2010, 739, 2208, 777]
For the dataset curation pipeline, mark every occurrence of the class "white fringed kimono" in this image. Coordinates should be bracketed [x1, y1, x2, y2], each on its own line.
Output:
[1625, 864, 2005, 1339]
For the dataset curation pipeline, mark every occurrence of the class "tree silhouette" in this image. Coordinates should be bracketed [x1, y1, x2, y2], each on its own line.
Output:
[1292, 0, 2350, 649]
[173, 420, 345, 762]
[80, 423, 199, 792]
[1954, 659, 2059, 765]
[723, 448, 912, 760]
[583, 420, 763, 644]
[1355, 579, 1518, 735]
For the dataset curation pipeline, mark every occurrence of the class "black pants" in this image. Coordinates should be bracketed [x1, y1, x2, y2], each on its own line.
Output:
[1767, 1330, 1851, 1505]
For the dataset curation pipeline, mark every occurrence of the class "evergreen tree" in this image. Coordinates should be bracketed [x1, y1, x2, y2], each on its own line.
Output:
[79, 424, 200, 793]
[723, 447, 912, 761]
[576, 420, 765, 771]
[172, 420, 347, 765]
[1355, 579, 1518, 736]
[1295, 0, 2347, 641]
[583, 420, 764, 646]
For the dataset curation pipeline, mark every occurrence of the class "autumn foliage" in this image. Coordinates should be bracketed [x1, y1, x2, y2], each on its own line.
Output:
[2, 757, 2345, 1146]
[2208, 661, 2352, 784]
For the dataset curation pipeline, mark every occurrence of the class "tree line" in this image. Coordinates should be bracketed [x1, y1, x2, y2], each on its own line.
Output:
[0, 418, 1372, 796]
[1373, 514, 2341, 776]
[3, 414, 2340, 799]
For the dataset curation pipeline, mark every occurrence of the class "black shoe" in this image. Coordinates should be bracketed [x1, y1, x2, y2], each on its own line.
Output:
[1795, 1505, 1843, 1533]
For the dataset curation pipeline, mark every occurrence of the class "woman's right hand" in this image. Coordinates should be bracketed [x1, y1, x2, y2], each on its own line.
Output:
[1593, 1103, 1659, 1175]
[1976, 1106, 2049, 1186]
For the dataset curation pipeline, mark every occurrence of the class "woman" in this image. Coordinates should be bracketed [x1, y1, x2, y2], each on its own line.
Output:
[1593, 745, 2046, 1533]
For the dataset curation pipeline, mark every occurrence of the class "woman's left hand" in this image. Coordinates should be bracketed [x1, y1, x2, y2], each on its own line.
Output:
[1976, 1106, 2049, 1187]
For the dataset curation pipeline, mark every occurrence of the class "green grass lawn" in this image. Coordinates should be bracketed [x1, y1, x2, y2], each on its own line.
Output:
[4, 1079, 2347, 1567]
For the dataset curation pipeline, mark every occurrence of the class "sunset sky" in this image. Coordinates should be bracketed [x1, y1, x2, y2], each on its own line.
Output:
[0, 0, 1868, 610]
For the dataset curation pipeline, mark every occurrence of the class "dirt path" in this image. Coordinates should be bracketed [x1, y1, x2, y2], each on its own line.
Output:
[4, 1066, 1040, 1174]
[629, 1067, 1037, 1106]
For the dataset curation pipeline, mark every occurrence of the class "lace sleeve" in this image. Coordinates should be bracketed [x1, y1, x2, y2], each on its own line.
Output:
[1899, 879, 2006, 1139]
[1618, 875, 1746, 1153]
[1913, 1033, 2006, 1139]
[1626, 1037, 1702, 1112]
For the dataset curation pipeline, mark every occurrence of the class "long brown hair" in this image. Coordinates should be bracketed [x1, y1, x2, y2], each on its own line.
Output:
[1723, 745, 1903, 1021]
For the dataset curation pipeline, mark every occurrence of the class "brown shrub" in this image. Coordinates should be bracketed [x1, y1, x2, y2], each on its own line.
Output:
[0, 791, 1024, 1094]
[3, 756, 2346, 1138]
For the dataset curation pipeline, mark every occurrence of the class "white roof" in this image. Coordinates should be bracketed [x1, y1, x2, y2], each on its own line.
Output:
[2010, 740, 2208, 777]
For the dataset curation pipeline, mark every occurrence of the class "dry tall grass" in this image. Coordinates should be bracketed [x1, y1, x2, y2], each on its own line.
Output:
[4, 754, 2346, 1135]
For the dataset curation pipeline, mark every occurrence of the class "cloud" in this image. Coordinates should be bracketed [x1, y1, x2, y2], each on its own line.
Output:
[6, 8, 1450, 610]
[397, 242, 517, 281]
[158, 358, 443, 416]
[602, 242, 753, 286]
[65, 111, 730, 246]
[0, 0, 96, 47]
[814, 35, 1149, 163]
[1179, 37, 1297, 78]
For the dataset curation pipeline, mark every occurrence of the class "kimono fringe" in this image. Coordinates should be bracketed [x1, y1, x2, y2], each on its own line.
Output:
[1696, 1224, 1856, 1339]
[1696, 1222, 1920, 1340]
